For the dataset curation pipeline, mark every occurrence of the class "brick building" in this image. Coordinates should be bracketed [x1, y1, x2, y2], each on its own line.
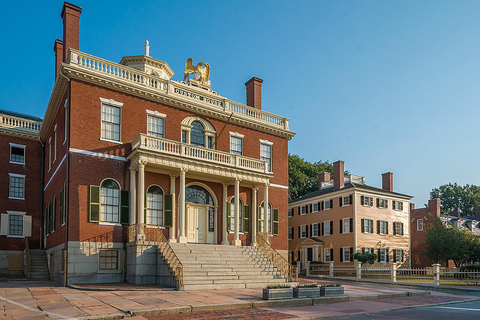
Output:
[0, 2, 295, 287]
[288, 161, 412, 269]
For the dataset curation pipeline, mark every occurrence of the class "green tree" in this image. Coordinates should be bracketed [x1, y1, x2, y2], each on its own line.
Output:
[288, 154, 334, 201]
[352, 252, 377, 267]
[430, 183, 480, 216]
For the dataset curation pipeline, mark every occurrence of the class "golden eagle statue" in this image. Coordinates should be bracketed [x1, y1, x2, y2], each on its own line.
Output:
[183, 58, 210, 84]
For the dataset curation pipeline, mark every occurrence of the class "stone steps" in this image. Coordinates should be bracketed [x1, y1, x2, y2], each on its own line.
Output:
[27, 250, 49, 281]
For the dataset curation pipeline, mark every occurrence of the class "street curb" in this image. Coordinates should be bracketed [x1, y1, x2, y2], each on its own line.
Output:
[69, 284, 177, 292]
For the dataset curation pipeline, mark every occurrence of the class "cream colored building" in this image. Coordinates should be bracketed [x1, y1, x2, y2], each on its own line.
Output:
[288, 161, 412, 268]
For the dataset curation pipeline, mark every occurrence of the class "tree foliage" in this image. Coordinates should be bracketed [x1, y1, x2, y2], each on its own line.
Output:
[423, 215, 479, 267]
[288, 154, 335, 201]
[430, 183, 480, 216]
[352, 252, 377, 267]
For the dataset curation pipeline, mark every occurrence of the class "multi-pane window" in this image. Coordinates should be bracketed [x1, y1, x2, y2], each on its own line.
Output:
[340, 196, 351, 207]
[361, 195, 373, 207]
[190, 121, 205, 146]
[9, 175, 25, 199]
[363, 247, 372, 254]
[300, 225, 307, 238]
[342, 218, 350, 234]
[181, 130, 187, 143]
[99, 250, 119, 270]
[288, 227, 293, 240]
[100, 179, 120, 223]
[312, 223, 319, 237]
[230, 197, 243, 232]
[376, 198, 388, 209]
[101, 104, 121, 142]
[393, 222, 404, 236]
[9, 215, 23, 236]
[324, 249, 332, 262]
[260, 143, 272, 172]
[147, 115, 165, 138]
[312, 203, 320, 212]
[417, 219, 424, 231]
[10, 145, 25, 164]
[301, 205, 308, 215]
[288, 208, 294, 217]
[378, 220, 388, 235]
[342, 247, 351, 262]
[146, 186, 163, 226]
[392, 200, 404, 211]
[361, 218, 374, 233]
[379, 248, 388, 263]
[230, 136, 243, 155]
[324, 221, 332, 236]
[260, 202, 272, 233]
[394, 249, 404, 263]
[324, 200, 331, 210]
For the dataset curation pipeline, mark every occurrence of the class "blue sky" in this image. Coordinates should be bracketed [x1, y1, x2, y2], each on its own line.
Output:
[1, 0, 479, 206]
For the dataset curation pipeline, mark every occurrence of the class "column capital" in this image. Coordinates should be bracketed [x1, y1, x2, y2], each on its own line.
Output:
[139, 159, 148, 166]
[180, 167, 188, 173]
[235, 177, 242, 183]
[222, 182, 229, 188]
[253, 187, 259, 192]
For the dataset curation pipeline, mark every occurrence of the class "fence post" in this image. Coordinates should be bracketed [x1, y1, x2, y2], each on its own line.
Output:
[306, 261, 311, 277]
[390, 262, 398, 284]
[296, 260, 301, 273]
[356, 261, 362, 280]
[329, 261, 334, 277]
[433, 263, 440, 286]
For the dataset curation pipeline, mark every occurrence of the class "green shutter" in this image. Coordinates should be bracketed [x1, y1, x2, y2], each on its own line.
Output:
[59, 190, 64, 225]
[164, 194, 173, 227]
[257, 206, 262, 231]
[243, 205, 250, 234]
[89, 185, 100, 222]
[120, 190, 129, 224]
[272, 208, 279, 236]
[226, 201, 231, 232]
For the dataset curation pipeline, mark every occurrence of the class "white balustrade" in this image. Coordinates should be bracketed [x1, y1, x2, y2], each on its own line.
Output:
[0, 114, 41, 132]
[134, 134, 267, 174]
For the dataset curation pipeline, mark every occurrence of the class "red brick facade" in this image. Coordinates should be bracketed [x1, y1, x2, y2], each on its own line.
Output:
[410, 199, 441, 267]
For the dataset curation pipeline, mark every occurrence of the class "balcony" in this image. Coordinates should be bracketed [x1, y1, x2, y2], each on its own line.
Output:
[132, 134, 271, 174]
[0, 112, 41, 134]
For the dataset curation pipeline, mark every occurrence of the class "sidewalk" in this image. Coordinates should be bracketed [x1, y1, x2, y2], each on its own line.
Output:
[0, 278, 476, 320]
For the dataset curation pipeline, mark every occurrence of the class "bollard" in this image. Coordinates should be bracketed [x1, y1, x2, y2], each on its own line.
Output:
[433, 263, 440, 286]
[296, 260, 301, 273]
[390, 262, 398, 284]
[329, 261, 334, 277]
[356, 261, 362, 280]
[306, 261, 311, 277]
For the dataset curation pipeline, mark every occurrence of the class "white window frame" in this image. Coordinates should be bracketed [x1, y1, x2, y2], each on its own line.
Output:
[312, 203, 320, 212]
[230, 197, 244, 233]
[343, 247, 351, 262]
[417, 219, 424, 231]
[229, 132, 244, 156]
[300, 225, 307, 238]
[379, 220, 388, 235]
[100, 179, 121, 224]
[393, 200, 404, 211]
[342, 218, 350, 234]
[146, 185, 164, 227]
[9, 173, 25, 200]
[98, 249, 120, 271]
[395, 249, 404, 263]
[146, 110, 166, 138]
[377, 198, 388, 209]
[394, 221, 403, 236]
[324, 221, 332, 236]
[6, 211, 26, 238]
[260, 140, 273, 173]
[64, 99, 68, 145]
[288, 208, 293, 218]
[361, 195, 373, 207]
[288, 227, 293, 240]
[100, 98, 123, 144]
[53, 124, 57, 163]
[379, 248, 388, 263]
[9, 143, 26, 165]
[48, 138, 52, 171]
[300, 205, 307, 215]
[324, 200, 331, 210]
[363, 247, 372, 254]
[341, 196, 351, 207]
[312, 223, 319, 237]
[324, 248, 332, 262]
[363, 219, 373, 234]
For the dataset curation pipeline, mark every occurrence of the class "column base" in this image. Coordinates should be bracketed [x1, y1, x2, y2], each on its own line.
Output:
[233, 239, 242, 246]
[177, 236, 188, 244]
[221, 241, 229, 245]
[169, 238, 177, 243]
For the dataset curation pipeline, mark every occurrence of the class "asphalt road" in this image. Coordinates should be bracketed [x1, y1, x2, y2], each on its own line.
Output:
[337, 300, 480, 320]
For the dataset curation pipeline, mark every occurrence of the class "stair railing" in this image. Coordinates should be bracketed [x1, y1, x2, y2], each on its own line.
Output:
[24, 237, 31, 280]
[256, 232, 298, 282]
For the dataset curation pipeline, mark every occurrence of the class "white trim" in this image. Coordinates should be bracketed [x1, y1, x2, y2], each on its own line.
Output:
[98, 222, 122, 227]
[99, 97, 124, 107]
[146, 109, 167, 118]
[259, 139, 273, 146]
[7, 235, 25, 239]
[270, 183, 288, 190]
[6, 211, 26, 215]
[43, 154, 67, 191]
[99, 138, 124, 145]
[8, 173, 26, 178]
[229, 131, 245, 138]
[69, 148, 127, 161]
[9, 143, 26, 148]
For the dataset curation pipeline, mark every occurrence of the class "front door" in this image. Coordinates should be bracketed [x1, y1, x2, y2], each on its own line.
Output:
[187, 205, 206, 243]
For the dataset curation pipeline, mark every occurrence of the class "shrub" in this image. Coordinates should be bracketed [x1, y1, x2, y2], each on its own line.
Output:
[352, 252, 377, 266]
[320, 284, 342, 287]
[297, 283, 318, 288]
[460, 264, 480, 272]
[266, 284, 291, 289]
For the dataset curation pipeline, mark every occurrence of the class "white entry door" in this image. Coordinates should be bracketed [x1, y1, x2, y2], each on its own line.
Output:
[187, 205, 206, 243]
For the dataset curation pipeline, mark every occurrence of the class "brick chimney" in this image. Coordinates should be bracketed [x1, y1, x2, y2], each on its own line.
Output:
[245, 77, 263, 109]
[333, 160, 344, 190]
[318, 172, 331, 190]
[53, 39, 64, 80]
[410, 203, 415, 212]
[428, 199, 441, 217]
[382, 172, 393, 192]
[61, 2, 82, 62]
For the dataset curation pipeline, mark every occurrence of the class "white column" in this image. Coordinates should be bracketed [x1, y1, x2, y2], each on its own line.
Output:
[178, 168, 187, 243]
[306, 261, 311, 277]
[329, 261, 334, 277]
[222, 183, 229, 245]
[390, 262, 398, 284]
[129, 168, 136, 225]
[137, 161, 146, 238]
[433, 263, 440, 286]
[234, 178, 241, 246]
[356, 261, 362, 280]
[169, 175, 176, 242]
[251, 187, 258, 246]
[263, 182, 269, 233]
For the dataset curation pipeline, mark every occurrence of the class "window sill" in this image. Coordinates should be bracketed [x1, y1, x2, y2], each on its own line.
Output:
[100, 138, 123, 145]
[9, 161, 25, 165]
[228, 231, 245, 235]
[97, 269, 121, 274]
[7, 235, 25, 238]
[99, 222, 122, 227]
[8, 197, 25, 201]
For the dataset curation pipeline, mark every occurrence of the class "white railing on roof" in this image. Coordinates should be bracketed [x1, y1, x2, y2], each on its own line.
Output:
[132, 134, 271, 174]
[348, 174, 365, 185]
[67, 49, 290, 131]
[321, 180, 334, 188]
[0, 113, 41, 132]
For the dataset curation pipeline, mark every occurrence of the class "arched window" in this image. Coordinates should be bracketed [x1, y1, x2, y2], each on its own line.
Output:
[185, 185, 215, 232]
[101, 179, 120, 223]
[230, 197, 243, 232]
[147, 185, 163, 226]
[190, 121, 205, 147]
[260, 201, 273, 233]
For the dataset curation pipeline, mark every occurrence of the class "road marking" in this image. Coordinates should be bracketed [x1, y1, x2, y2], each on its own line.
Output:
[0, 295, 76, 320]
[437, 306, 480, 312]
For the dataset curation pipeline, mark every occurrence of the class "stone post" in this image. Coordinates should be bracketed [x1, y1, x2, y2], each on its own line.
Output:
[433, 263, 440, 286]
[329, 261, 334, 277]
[296, 260, 301, 273]
[306, 261, 311, 277]
[390, 262, 398, 284]
[356, 261, 362, 280]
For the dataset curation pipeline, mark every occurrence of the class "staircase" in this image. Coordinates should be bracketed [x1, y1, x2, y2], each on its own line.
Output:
[169, 243, 292, 290]
[29, 250, 49, 280]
